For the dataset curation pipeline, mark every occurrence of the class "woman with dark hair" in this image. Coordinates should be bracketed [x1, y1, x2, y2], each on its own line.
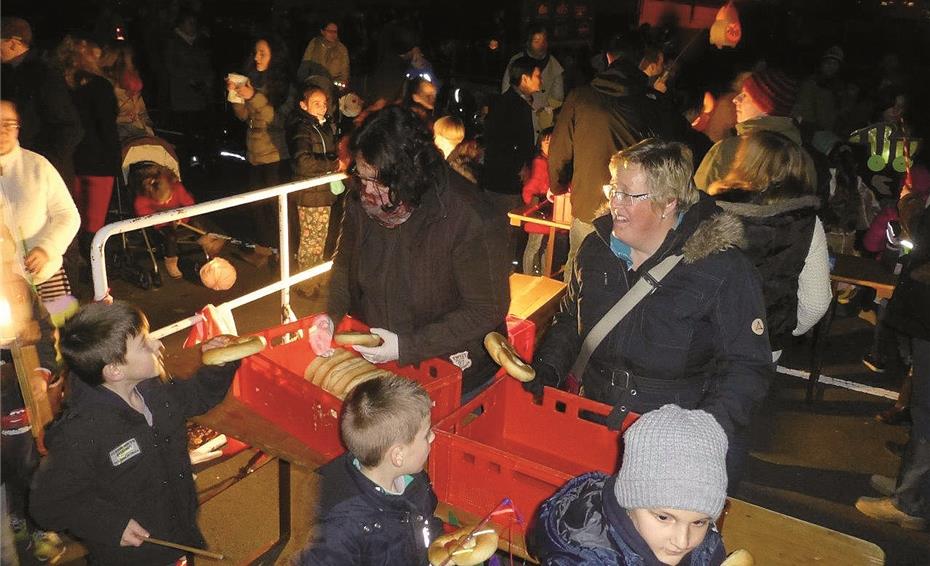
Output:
[326, 105, 511, 397]
[55, 34, 121, 256]
[227, 35, 294, 254]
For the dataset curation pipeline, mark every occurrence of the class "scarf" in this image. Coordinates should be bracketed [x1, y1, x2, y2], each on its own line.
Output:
[359, 183, 413, 228]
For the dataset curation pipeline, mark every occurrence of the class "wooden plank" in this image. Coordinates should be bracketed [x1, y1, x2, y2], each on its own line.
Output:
[721, 499, 885, 565]
[830, 254, 897, 300]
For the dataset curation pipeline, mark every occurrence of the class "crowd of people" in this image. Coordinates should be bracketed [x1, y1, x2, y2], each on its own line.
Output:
[1, 3, 929, 565]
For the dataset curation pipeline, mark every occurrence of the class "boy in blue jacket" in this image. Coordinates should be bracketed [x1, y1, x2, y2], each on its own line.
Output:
[299, 374, 441, 565]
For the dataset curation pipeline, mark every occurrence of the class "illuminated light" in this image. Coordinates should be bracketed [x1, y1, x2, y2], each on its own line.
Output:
[422, 73, 432, 83]
[219, 151, 247, 161]
[0, 295, 14, 344]
[454, 88, 461, 103]
[901, 239, 914, 250]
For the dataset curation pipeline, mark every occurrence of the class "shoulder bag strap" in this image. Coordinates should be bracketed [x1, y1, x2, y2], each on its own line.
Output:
[569, 253, 683, 380]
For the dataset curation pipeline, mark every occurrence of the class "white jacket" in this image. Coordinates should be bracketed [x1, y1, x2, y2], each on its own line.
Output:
[0, 142, 80, 284]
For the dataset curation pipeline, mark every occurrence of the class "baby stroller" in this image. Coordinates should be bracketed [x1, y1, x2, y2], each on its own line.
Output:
[111, 136, 202, 289]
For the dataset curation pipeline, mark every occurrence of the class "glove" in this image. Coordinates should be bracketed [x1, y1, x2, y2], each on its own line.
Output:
[308, 314, 335, 357]
[522, 361, 559, 399]
[353, 328, 400, 364]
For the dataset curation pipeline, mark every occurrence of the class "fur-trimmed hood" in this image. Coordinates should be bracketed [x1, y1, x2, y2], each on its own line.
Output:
[593, 193, 745, 266]
[714, 193, 821, 219]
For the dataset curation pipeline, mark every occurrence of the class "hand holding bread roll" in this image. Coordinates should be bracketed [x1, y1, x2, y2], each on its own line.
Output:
[333, 332, 383, 347]
[201, 335, 267, 365]
[428, 525, 498, 566]
[483, 332, 535, 382]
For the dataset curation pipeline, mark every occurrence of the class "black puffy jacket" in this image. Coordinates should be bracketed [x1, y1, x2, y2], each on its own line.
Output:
[533, 194, 773, 438]
[297, 452, 442, 565]
[886, 196, 930, 342]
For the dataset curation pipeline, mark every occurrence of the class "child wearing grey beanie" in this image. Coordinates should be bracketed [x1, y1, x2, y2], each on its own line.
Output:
[615, 404, 729, 520]
[534, 404, 730, 566]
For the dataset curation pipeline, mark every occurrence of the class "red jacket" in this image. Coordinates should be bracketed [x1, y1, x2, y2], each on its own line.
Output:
[521, 154, 551, 234]
[133, 181, 196, 228]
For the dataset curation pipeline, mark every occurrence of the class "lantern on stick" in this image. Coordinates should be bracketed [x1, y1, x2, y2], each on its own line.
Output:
[709, 2, 741, 49]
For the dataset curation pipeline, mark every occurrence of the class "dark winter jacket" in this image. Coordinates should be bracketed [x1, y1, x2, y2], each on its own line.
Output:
[327, 166, 511, 393]
[534, 472, 726, 566]
[533, 194, 773, 437]
[548, 58, 706, 223]
[714, 191, 821, 350]
[291, 111, 340, 206]
[297, 452, 442, 565]
[0, 49, 83, 184]
[70, 74, 121, 177]
[30, 362, 239, 565]
[482, 88, 536, 195]
[886, 196, 930, 342]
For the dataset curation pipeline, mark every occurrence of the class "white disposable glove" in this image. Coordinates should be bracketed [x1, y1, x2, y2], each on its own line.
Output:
[353, 328, 400, 364]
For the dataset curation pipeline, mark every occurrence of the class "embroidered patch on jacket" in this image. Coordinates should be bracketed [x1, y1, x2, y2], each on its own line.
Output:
[109, 438, 141, 466]
[751, 318, 765, 336]
[449, 351, 472, 371]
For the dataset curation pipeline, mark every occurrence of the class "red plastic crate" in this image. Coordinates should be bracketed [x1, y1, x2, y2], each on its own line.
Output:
[232, 315, 462, 460]
[505, 314, 535, 362]
[429, 376, 636, 537]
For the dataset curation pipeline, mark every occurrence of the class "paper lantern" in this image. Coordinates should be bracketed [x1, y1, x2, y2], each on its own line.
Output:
[709, 2, 741, 49]
[339, 93, 362, 118]
[199, 257, 237, 291]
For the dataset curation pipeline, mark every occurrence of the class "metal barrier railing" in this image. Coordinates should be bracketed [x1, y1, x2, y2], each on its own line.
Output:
[90, 173, 347, 339]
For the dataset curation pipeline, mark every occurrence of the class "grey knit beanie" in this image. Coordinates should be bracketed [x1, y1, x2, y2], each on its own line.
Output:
[614, 405, 728, 519]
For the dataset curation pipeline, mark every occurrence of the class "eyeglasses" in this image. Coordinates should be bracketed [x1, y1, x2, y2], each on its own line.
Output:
[602, 185, 651, 205]
[0, 120, 20, 132]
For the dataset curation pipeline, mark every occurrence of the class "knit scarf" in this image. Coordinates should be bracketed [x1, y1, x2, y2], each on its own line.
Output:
[359, 183, 413, 228]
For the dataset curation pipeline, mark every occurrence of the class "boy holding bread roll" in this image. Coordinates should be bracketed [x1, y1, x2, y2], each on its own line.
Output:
[30, 301, 243, 565]
[298, 375, 443, 564]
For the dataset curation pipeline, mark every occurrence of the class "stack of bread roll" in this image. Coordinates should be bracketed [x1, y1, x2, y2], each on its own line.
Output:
[303, 332, 394, 400]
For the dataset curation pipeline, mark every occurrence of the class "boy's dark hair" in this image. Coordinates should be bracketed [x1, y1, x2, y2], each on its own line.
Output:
[538, 126, 555, 148]
[58, 301, 148, 386]
[509, 55, 539, 88]
[340, 375, 432, 467]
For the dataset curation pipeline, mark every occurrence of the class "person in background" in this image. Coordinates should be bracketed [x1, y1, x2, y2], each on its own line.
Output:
[163, 10, 213, 133]
[228, 35, 294, 261]
[447, 139, 482, 185]
[527, 139, 773, 488]
[55, 34, 120, 259]
[0, 100, 80, 317]
[708, 130, 832, 359]
[482, 55, 541, 217]
[297, 375, 442, 564]
[100, 43, 155, 142]
[695, 68, 816, 192]
[402, 76, 437, 124]
[297, 19, 350, 89]
[793, 46, 844, 134]
[856, 186, 930, 532]
[433, 115, 465, 161]
[501, 25, 564, 135]
[521, 127, 554, 275]
[535, 405, 729, 565]
[327, 106, 510, 398]
[0, 16, 83, 188]
[291, 83, 342, 297]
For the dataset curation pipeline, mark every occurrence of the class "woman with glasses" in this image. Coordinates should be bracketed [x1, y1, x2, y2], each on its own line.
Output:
[526, 138, 773, 489]
[326, 105, 511, 398]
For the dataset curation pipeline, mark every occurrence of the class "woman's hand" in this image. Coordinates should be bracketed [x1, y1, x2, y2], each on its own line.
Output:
[237, 81, 255, 101]
[24, 246, 49, 275]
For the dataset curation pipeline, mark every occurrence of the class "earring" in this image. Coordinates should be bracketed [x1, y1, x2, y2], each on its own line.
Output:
[661, 213, 667, 219]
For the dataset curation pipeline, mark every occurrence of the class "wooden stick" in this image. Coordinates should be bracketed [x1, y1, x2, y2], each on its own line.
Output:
[144, 537, 224, 560]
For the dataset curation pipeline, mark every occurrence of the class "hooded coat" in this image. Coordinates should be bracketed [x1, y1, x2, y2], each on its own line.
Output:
[548, 58, 705, 223]
[532, 194, 773, 438]
[694, 115, 817, 192]
[534, 472, 726, 566]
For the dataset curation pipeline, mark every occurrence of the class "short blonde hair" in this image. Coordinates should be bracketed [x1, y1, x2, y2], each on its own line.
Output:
[719, 130, 814, 195]
[608, 138, 698, 210]
[340, 375, 432, 467]
[433, 115, 465, 145]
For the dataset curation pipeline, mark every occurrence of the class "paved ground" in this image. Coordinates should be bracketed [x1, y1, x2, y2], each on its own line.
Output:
[15, 234, 930, 565]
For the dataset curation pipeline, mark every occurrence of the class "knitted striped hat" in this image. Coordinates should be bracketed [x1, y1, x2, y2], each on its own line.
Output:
[742, 69, 798, 117]
[614, 405, 728, 519]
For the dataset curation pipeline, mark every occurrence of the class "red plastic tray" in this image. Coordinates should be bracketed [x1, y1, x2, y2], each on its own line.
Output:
[232, 315, 462, 460]
[429, 376, 636, 536]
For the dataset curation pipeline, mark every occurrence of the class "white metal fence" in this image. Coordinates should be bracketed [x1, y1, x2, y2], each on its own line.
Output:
[90, 173, 347, 339]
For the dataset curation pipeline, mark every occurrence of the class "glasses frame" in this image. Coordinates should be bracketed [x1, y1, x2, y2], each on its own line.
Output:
[602, 184, 651, 206]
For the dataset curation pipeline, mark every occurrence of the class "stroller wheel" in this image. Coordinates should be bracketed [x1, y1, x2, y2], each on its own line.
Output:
[137, 270, 153, 290]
